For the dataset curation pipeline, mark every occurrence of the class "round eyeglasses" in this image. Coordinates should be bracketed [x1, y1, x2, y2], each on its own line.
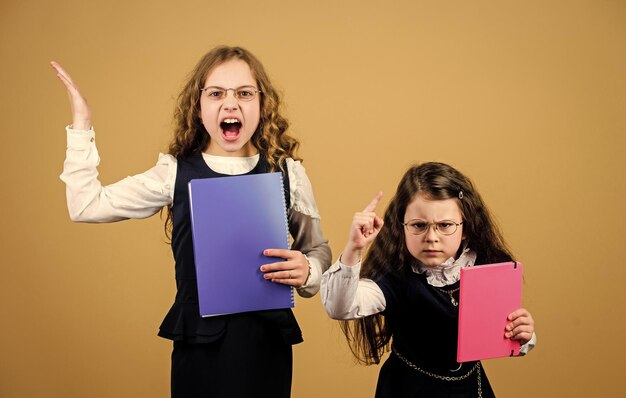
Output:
[200, 85, 262, 101]
[401, 219, 463, 236]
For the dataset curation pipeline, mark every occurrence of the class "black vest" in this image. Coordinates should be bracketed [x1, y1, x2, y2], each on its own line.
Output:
[158, 152, 302, 345]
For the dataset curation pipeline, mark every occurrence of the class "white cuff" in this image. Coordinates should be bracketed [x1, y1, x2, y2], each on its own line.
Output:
[66, 125, 95, 149]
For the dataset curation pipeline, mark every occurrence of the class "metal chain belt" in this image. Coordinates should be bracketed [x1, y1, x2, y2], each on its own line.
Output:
[392, 347, 483, 397]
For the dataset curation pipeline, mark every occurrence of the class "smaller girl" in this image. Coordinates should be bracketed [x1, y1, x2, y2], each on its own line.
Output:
[321, 162, 535, 397]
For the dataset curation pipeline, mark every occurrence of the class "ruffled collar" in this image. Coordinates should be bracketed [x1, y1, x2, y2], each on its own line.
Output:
[411, 247, 477, 287]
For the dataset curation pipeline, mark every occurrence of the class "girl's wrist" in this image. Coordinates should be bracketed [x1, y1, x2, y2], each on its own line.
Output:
[72, 116, 92, 131]
[340, 245, 362, 266]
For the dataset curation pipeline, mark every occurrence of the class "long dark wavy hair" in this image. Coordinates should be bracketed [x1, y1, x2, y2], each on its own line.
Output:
[163, 46, 301, 237]
[339, 162, 514, 365]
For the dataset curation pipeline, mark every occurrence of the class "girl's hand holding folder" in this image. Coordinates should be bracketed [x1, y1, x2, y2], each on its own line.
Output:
[505, 308, 535, 345]
[261, 249, 311, 287]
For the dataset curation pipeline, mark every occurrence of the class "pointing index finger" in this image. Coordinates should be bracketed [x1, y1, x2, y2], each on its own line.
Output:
[362, 191, 383, 212]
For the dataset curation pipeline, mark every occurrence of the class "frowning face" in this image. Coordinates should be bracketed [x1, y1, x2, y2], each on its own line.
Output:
[403, 194, 465, 267]
[199, 59, 261, 157]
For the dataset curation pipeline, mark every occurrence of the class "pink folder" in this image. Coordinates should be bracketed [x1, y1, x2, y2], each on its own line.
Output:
[457, 261, 523, 362]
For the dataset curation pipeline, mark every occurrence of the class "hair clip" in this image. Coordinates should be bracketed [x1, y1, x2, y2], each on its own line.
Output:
[458, 191, 464, 200]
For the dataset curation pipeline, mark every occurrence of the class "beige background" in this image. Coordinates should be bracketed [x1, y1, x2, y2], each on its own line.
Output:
[1, 0, 625, 396]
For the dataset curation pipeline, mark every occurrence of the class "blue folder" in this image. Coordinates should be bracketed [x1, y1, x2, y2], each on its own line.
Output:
[188, 172, 294, 317]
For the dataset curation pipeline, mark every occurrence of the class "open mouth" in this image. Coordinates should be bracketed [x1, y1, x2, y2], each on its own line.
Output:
[220, 118, 242, 141]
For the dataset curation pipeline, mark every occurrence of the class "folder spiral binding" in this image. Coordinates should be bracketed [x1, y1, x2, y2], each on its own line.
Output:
[278, 174, 295, 308]
[188, 172, 294, 317]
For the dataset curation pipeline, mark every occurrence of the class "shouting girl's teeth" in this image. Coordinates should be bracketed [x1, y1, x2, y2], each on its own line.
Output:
[220, 118, 242, 141]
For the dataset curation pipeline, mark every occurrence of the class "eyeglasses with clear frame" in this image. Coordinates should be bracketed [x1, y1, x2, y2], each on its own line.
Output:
[401, 219, 464, 236]
[200, 85, 262, 101]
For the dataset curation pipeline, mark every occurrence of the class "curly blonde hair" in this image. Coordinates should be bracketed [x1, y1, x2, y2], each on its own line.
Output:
[169, 45, 300, 167]
[164, 46, 300, 235]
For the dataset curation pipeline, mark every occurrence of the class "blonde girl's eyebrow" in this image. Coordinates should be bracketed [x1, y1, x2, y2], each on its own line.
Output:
[201, 85, 224, 91]
[200, 85, 259, 92]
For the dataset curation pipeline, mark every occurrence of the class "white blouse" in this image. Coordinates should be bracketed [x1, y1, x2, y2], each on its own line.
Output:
[321, 259, 536, 354]
[60, 126, 331, 297]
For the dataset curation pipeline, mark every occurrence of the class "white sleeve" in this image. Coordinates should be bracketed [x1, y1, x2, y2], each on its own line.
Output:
[320, 259, 386, 319]
[59, 126, 175, 222]
[518, 332, 537, 355]
[285, 158, 332, 298]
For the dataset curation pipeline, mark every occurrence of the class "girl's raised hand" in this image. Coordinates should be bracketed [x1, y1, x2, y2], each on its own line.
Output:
[505, 308, 535, 346]
[341, 192, 384, 266]
[50, 61, 92, 130]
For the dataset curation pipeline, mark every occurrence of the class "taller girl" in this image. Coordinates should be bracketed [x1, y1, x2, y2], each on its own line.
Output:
[53, 46, 331, 398]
